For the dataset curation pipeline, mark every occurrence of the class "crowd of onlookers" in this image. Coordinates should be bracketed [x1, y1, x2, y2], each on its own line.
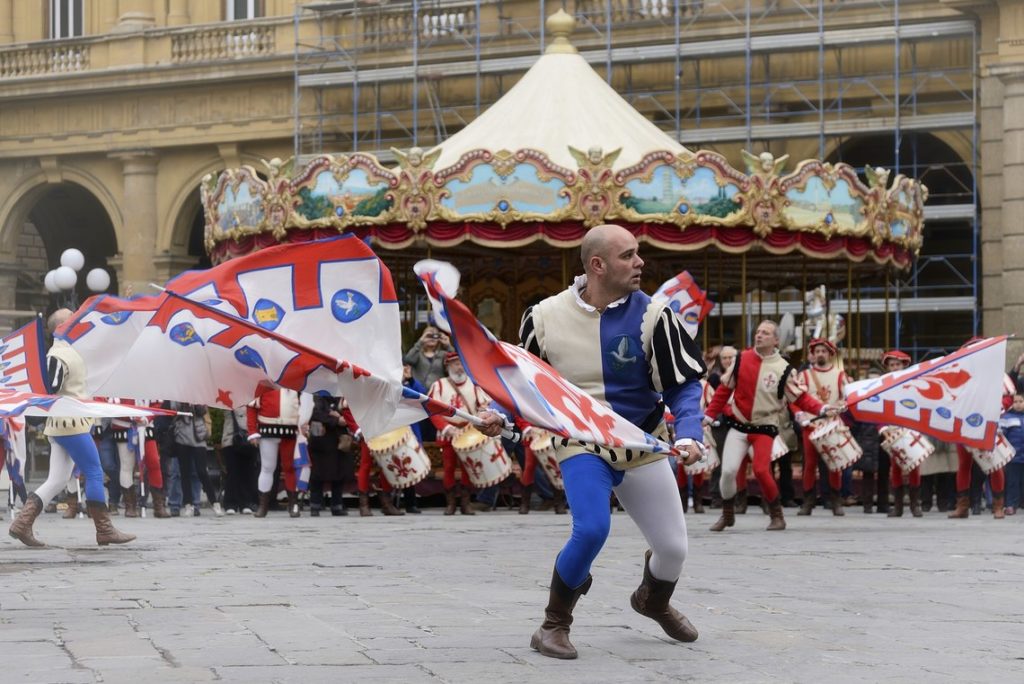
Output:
[17, 331, 1024, 520]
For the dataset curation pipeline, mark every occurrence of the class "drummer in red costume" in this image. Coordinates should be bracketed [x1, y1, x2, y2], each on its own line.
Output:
[428, 352, 500, 515]
[705, 320, 839, 532]
[247, 388, 312, 518]
[794, 339, 852, 517]
[949, 339, 1012, 519]
[516, 420, 567, 515]
[878, 350, 927, 518]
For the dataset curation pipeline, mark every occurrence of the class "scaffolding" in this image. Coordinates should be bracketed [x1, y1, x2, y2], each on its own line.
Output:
[293, 0, 979, 359]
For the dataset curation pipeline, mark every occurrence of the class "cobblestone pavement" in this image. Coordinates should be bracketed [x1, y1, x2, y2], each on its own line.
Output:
[1, 502, 1022, 683]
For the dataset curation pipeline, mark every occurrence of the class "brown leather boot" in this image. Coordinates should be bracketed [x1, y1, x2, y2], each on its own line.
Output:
[692, 491, 705, 514]
[150, 487, 171, 518]
[766, 497, 786, 531]
[287, 491, 301, 518]
[797, 495, 814, 516]
[443, 488, 457, 516]
[254, 491, 271, 518]
[909, 486, 923, 518]
[553, 489, 567, 515]
[63, 491, 80, 519]
[87, 500, 136, 546]
[734, 489, 748, 514]
[379, 493, 405, 516]
[993, 493, 1005, 519]
[889, 486, 905, 517]
[530, 566, 593, 659]
[709, 496, 735, 532]
[9, 493, 46, 547]
[519, 484, 532, 514]
[630, 549, 699, 642]
[458, 486, 476, 515]
[947, 490, 970, 518]
[358, 492, 373, 517]
[861, 477, 875, 514]
[123, 486, 140, 518]
[829, 488, 845, 517]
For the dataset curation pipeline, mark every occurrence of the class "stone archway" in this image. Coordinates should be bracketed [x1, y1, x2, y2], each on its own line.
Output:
[1, 181, 118, 318]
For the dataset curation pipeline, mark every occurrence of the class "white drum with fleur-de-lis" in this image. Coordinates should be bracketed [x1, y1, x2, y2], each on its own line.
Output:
[809, 417, 862, 472]
[452, 426, 511, 488]
[880, 426, 934, 474]
[366, 426, 431, 489]
[528, 428, 564, 490]
[966, 432, 1016, 475]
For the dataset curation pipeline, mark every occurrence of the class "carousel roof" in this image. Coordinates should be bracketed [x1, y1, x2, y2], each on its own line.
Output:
[201, 11, 928, 272]
[429, 9, 689, 171]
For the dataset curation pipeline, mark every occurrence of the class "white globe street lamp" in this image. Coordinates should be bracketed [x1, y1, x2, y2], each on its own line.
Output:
[53, 266, 78, 291]
[85, 268, 111, 293]
[44, 270, 60, 293]
[59, 248, 85, 272]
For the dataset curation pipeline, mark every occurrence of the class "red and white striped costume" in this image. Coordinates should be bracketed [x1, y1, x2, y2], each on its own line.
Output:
[706, 348, 825, 504]
[247, 389, 310, 494]
[428, 375, 502, 490]
[792, 364, 851, 492]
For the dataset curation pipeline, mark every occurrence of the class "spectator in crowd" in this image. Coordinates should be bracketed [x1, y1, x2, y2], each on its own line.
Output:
[169, 402, 221, 517]
[308, 396, 358, 517]
[219, 406, 258, 515]
[1000, 393, 1024, 515]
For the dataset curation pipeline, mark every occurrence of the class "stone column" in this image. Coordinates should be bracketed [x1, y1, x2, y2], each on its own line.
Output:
[114, 0, 156, 32]
[996, 65, 1024, 361]
[167, 0, 190, 26]
[0, 1, 13, 44]
[980, 71, 1005, 338]
[110, 151, 159, 297]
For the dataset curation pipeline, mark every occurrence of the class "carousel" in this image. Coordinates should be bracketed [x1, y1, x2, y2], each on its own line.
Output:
[202, 9, 926, 370]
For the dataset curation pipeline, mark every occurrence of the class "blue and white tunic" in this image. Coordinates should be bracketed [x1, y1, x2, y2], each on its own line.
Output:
[520, 275, 706, 469]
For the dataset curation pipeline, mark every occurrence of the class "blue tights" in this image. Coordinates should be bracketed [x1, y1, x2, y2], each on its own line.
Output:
[52, 433, 107, 502]
[555, 454, 625, 588]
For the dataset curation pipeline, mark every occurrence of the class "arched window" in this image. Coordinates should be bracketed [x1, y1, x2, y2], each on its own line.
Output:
[49, 0, 83, 39]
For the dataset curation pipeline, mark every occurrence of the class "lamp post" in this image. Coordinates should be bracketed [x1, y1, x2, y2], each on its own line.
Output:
[44, 248, 111, 310]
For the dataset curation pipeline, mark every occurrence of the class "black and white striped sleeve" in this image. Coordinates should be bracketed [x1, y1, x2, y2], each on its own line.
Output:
[47, 355, 67, 394]
[519, 305, 543, 358]
[648, 304, 706, 392]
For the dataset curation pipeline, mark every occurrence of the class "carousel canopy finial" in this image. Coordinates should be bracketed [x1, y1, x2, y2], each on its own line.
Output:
[545, 9, 578, 55]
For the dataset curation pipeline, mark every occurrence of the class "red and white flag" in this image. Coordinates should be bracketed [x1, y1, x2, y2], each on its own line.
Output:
[57, 237, 461, 437]
[418, 267, 672, 456]
[652, 271, 714, 340]
[843, 337, 1007, 450]
[0, 318, 50, 394]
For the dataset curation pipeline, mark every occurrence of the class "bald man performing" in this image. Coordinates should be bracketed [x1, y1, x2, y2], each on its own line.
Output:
[9, 309, 136, 547]
[480, 224, 706, 659]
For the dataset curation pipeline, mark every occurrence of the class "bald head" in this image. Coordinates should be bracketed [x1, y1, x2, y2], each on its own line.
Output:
[47, 308, 73, 335]
[580, 224, 632, 273]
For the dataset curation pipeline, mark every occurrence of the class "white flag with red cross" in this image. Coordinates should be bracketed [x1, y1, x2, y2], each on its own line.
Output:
[843, 336, 1007, 450]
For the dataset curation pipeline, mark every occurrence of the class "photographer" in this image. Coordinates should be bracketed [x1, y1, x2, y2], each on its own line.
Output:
[402, 324, 452, 390]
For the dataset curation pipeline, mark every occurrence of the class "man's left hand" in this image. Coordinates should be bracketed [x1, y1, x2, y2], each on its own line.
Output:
[673, 441, 704, 466]
[475, 410, 504, 438]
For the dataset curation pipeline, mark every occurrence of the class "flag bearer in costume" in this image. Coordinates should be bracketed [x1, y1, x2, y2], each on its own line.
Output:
[479, 224, 706, 660]
[794, 338, 851, 517]
[949, 339, 1012, 519]
[879, 350, 927, 518]
[247, 388, 312, 518]
[429, 353, 499, 516]
[705, 320, 837, 533]
[9, 309, 135, 547]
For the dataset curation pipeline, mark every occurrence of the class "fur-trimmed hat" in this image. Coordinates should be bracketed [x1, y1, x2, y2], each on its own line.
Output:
[881, 350, 912, 366]
[807, 338, 837, 356]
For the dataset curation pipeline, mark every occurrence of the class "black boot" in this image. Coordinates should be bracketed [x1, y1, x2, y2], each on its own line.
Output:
[519, 484, 532, 514]
[530, 566, 593, 659]
[861, 477, 875, 514]
[403, 487, 420, 514]
[889, 485, 905, 517]
[630, 550, 698, 642]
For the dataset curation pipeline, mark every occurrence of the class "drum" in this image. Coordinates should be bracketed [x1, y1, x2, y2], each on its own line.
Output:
[809, 418, 862, 472]
[967, 432, 1016, 474]
[366, 427, 431, 489]
[879, 426, 934, 474]
[452, 426, 512, 488]
[685, 425, 720, 476]
[745, 434, 789, 463]
[528, 428, 564, 491]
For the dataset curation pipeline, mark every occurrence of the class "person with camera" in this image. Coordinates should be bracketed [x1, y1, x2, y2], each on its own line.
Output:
[403, 326, 452, 435]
